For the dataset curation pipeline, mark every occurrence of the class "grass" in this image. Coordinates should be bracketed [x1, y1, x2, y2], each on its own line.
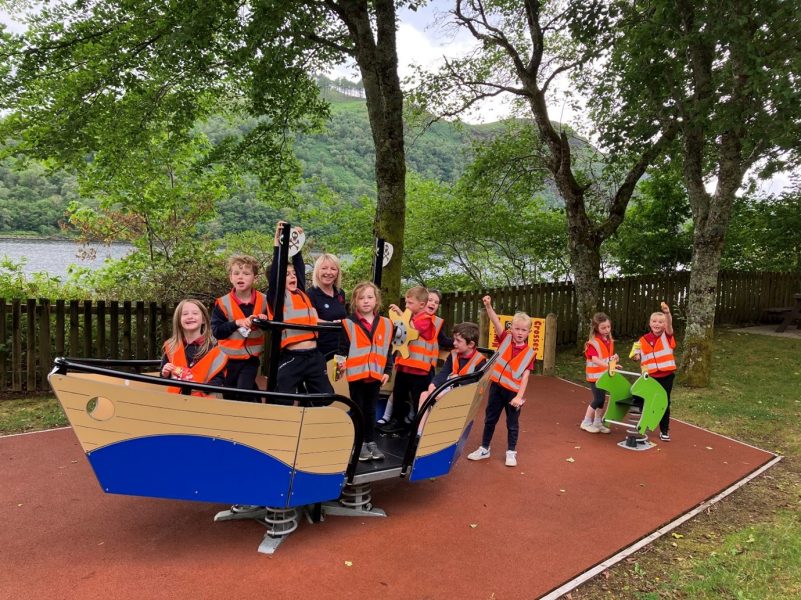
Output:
[556, 327, 801, 599]
[2, 327, 800, 598]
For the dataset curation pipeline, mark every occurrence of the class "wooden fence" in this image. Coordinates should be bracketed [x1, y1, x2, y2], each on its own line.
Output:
[1, 271, 800, 393]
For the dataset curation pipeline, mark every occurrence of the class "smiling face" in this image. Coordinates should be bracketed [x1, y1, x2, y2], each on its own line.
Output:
[180, 302, 204, 338]
[229, 263, 256, 295]
[425, 293, 441, 315]
[649, 313, 667, 336]
[317, 258, 339, 288]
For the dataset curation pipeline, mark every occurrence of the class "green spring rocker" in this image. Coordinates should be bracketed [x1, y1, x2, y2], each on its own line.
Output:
[596, 369, 668, 448]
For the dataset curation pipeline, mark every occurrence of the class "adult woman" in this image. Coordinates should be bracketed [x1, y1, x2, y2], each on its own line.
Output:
[306, 253, 348, 359]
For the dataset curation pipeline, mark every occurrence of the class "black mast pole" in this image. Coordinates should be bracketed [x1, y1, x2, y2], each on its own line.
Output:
[266, 222, 291, 392]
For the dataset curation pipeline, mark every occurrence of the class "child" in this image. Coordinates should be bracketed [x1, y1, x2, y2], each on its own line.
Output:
[425, 288, 454, 380]
[468, 295, 535, 467]
[379, 286, 438, 434]
[336, 282, 394, 461]
[580, 312, 618, 434]
[211, 255, 270, 400]
[419, 321, 486, 404]
[268, 221, 333, 400]
[161, 299, 228, 397]
[633, 303, 676, 441]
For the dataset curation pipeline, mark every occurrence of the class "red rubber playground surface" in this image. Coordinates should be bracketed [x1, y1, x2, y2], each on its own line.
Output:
[1, 377, 777, 600]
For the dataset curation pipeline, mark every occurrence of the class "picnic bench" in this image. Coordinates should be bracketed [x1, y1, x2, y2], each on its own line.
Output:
[775, 293, 801, 333]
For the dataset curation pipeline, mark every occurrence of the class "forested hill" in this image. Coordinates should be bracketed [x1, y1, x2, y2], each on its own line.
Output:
[0, 90, 500, 237]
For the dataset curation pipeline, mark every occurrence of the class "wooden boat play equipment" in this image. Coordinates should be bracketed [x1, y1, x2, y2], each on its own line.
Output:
[48, 227, 495, 553]
[597, 360, 668, 451]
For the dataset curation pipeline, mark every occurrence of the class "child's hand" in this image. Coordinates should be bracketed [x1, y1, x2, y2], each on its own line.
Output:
[161, 363, 175, 378]
[381, 373, 389, 385]
[482, 295, 492, 307]
[611, 353, 619, 362]
[418, 390, 429, 406]
[254, 313, 269, 321]
[236, 318, 250, 328]
[274, 220, 288, 246]
[388, 303, 402, 315]
[660, 302, 670, 314]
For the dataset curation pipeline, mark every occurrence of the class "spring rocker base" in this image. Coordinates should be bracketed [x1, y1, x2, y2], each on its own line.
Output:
[597, 368, 667, 452]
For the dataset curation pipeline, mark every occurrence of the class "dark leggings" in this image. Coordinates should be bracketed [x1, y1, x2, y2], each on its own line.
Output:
[589, 382, 606, 410]
[653, 373, 675, 434]
[222, 356, 261, 401]
[481, 383, 521, 451]
[348, 379, 381, 443]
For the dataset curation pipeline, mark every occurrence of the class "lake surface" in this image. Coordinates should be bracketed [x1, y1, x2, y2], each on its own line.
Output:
[0, 238, 133, 279]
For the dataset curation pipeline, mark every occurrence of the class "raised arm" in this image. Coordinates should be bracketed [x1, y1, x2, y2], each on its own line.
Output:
[482, 295, 503, 338]
[661, 302, 674, 336]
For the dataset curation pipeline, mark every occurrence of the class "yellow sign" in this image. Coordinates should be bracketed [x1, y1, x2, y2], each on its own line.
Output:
[488, 315, 546, 360]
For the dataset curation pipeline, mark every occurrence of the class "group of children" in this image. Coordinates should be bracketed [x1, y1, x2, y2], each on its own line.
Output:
[160, 221, 677, 473]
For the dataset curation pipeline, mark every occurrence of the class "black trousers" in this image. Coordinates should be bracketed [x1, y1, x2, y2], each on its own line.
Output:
[275, 349, 333, 405]
[349, 379, 381, 443]
[481, 382, 521, 451]
[222, 355, 261, 401]
[390, 370, 430, 424]
[653, 372, 675, 434]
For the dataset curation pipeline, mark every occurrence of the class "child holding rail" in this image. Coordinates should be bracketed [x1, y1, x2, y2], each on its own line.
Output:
[579, 312, 618, 434]
[419, 321, 486, 404]
[211, 255, 270, 400]
[633, 302, 676, 441]
[161, 299, 228, 397]
[468, 296, 536, 467]
[337, 282, 394, 461]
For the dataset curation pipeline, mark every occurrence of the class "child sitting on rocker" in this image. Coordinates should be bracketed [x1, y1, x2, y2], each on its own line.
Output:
[419, 321, 486, 405]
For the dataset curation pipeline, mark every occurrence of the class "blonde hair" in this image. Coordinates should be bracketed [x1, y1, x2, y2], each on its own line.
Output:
[351, 281, 382, 314]
[649, 312, 666, 321]
[405, 285, 429, 303]
[511, 311, 532, 329]
[165, 299, 214, 359]
[584, 312, 612, 352]
[226, 254, 260, 276]
[312, 253, 342, 289]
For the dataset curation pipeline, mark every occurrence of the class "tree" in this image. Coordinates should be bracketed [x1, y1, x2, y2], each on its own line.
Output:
[412, 0, 675, 342]
[0, 0, 412, 303]
[572, 0, 801, 385]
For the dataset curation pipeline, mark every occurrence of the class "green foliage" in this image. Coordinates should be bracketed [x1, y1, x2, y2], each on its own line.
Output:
[0, 256, 87, 299]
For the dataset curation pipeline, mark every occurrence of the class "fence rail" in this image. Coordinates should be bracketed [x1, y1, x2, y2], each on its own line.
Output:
[1, 271, 800, 393]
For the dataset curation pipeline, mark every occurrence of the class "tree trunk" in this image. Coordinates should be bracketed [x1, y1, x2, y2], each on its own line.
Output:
[339, 0, 406, 304]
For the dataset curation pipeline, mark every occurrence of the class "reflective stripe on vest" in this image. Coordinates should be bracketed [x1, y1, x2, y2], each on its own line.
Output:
[216, 292, 267, 358]
[450, 350, 486, 378]
[165, 342, 228, 397]
[343, 317, 392, 382]
[640, 332, 676, 374]
[430, 316, 444, 366]
[585, 337, 614, 382]
[490, 335, 536, 393]
[280, 289, 318, 349]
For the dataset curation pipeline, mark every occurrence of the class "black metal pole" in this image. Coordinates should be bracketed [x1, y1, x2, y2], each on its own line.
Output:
[373, 238, 385, 287]
[267, 222, 291, 392]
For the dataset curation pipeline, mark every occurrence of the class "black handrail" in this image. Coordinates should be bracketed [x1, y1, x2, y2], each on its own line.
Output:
[400, 351, 500, 474]
[51, 356, 365, 482]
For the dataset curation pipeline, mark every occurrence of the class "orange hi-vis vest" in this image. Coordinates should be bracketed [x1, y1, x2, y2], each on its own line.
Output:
[280, 289, 318, 349]
[164, 341, 228, 397]
[585, 336, 614, 382]
[450, 350, 486, 378]
[490, 334, 536, 393]
[430, 316, 445, 367]
[342, 316, 393, 382]
[396, 313, 439, 372]
[639, 332, 676, 375]
[215, 291, 268, 359]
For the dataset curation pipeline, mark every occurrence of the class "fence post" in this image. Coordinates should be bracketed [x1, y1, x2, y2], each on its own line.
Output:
[542, 313, 557, 376]
[38, 299, 51, 391]
[12, 300, 21, 392]
[0, 300, 6, 390]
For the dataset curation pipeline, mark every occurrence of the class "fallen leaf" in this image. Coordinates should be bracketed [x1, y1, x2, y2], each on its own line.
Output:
[574, 445, 581, 449]
[344, 561, 353, 567]
[17, 503, 23, 507]
[469, 523, 478, 528]
[705, 446, 714, 450]
[672, 532, 684, 539]
[559, 489, 566, 493]
[566, 457, 575, 463]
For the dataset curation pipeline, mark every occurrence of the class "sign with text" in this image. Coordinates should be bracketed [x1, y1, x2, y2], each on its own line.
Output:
[488, 315, 546, 361]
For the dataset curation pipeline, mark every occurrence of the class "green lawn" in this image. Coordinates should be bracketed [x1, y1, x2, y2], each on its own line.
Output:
[2, 327, 800, 598]
[557, 328, 801, 599]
